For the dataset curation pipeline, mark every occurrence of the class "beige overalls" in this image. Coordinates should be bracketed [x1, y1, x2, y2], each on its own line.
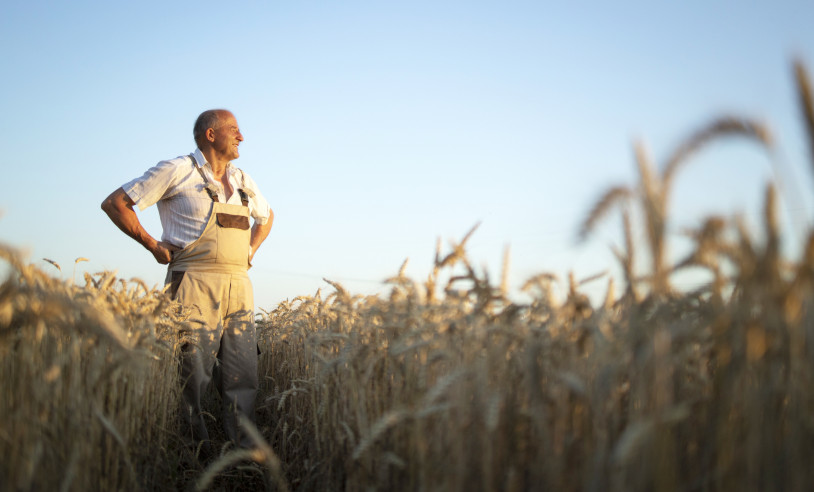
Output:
[166, 157, 257, 450]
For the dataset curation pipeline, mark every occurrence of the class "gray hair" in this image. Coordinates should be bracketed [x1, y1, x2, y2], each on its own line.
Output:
[193, 109, 228, 147]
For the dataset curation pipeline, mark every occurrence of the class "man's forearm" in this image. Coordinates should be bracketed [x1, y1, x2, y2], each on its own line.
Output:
[102, 188, 177, 265]
[101, 188, 159, 251]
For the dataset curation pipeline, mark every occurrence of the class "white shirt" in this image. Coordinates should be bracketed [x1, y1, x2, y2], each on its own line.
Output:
[122, 148, 271, 248]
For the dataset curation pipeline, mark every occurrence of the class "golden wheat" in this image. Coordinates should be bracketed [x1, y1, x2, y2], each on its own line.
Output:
[3, 60, 814, 491]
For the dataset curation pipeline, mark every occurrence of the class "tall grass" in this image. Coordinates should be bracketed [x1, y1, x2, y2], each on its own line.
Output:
[0, 249, 189, 490]
[255, 188, 814, 490]
[253, 59, 814, 491]
[2, 60, 814, 491]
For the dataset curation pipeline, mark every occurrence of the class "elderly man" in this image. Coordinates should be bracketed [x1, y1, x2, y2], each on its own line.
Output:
[101, 109, 273, 455]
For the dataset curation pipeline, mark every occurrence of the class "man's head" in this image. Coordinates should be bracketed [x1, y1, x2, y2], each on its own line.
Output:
[193, 109, 243, 161]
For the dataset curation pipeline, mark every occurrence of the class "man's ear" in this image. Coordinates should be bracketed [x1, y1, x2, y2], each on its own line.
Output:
[206, 127, 216, 142]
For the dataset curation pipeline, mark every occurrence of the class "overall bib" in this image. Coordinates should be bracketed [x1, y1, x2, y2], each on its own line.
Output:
[166, 159, 257, 450]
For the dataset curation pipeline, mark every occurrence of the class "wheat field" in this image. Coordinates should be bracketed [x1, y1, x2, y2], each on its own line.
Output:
[2, 61, 814, 491]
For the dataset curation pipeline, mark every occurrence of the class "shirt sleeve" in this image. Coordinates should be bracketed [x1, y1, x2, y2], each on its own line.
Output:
[121, 158, 182, 211]
[240, 169, 272, 225]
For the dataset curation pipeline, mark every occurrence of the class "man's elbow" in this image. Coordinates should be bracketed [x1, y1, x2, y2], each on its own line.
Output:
[101, 196, 112, 214]
[102, 188, 130, 211]
[101, 193, 118, 217]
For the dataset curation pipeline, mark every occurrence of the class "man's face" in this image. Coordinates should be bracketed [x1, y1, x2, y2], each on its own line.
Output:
[210, 112, 243, 161]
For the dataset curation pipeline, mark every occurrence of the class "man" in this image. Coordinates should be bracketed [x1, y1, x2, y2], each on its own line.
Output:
[101, 109, 273, 455]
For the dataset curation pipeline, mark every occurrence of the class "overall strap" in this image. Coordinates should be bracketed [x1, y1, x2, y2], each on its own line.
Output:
[237, 189, 249, 207]
[189, 154, 219, 203]
[237, 169, 250, 207]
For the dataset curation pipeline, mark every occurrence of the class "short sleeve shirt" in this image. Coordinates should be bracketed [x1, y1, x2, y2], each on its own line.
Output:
[122, 148, 271, 248]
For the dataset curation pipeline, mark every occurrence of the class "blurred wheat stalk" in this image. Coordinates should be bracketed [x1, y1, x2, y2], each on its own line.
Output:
[0, 244, 189, 490]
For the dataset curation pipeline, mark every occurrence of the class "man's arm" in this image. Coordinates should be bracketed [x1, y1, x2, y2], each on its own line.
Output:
[249, 209, 274, 263]
[101, 187, 179, 264]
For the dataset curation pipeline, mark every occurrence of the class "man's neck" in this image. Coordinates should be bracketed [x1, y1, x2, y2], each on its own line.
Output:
[200, 148, 230, 178]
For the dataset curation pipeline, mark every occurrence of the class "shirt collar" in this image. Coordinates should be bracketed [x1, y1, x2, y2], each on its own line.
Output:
[191, 148, 234, 174]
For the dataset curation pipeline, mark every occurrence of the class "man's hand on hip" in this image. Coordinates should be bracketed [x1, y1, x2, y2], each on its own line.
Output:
[151, 241, 181, 265]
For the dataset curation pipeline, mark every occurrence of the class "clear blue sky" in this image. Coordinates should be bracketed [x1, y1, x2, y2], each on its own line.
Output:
[1, 1, 813, 309]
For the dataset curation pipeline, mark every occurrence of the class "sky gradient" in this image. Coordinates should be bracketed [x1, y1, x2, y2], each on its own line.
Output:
[2, 1, 813, 309]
